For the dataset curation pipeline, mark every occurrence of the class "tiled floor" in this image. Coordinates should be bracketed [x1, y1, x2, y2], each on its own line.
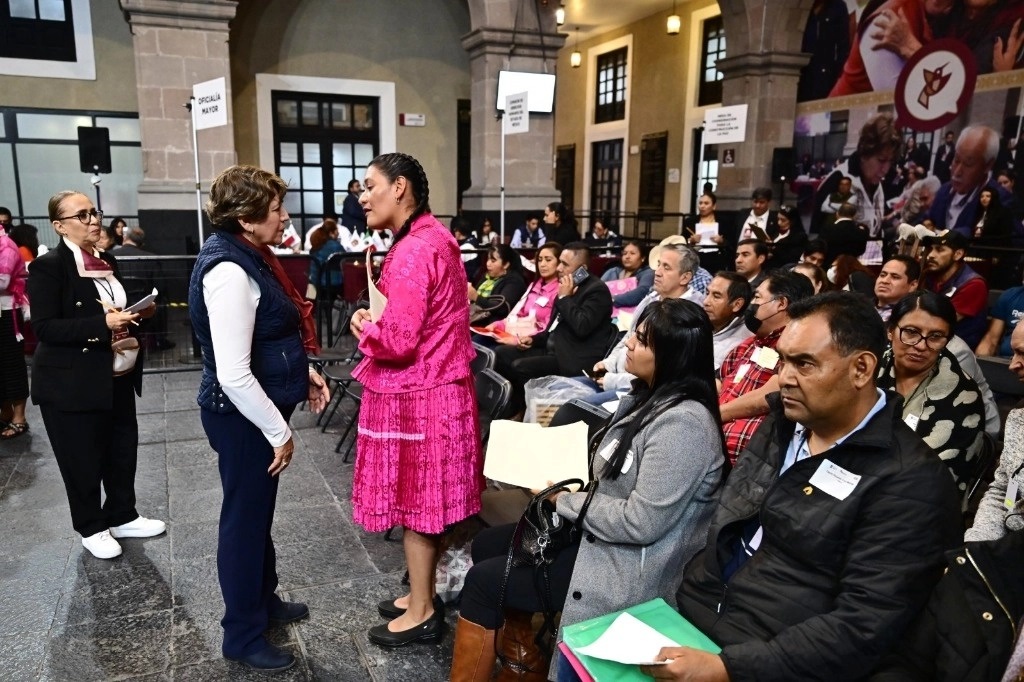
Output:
[0, 369, 459, 681]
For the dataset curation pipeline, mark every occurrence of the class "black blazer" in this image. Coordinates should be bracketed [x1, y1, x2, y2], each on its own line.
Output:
[28, 241, 144, 411]
[534, 274, 615, 376]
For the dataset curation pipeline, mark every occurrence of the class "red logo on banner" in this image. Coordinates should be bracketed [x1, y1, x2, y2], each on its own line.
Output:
[895, 39, 977, 132]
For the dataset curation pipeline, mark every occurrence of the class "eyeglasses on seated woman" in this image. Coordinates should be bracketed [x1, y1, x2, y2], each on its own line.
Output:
[876, 290, 985, 492]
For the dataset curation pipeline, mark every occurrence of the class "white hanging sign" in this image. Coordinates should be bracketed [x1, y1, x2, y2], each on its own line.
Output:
[193, 77, 228, 130]
[504, 92, 530, 135]
[703, 104, 748, 144]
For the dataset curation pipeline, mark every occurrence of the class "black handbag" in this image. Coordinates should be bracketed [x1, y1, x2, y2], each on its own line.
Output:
[509, 478, 596, 568]
[495, 478, 599, 660]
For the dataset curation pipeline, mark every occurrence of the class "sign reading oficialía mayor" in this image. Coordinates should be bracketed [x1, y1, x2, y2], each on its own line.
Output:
[193, 77, 228, 131]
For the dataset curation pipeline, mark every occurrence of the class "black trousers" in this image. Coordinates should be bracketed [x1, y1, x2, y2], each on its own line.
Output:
[459, 523, 578, 629]
[203, 404, 295, 658]
[41, 375, 140, 538]
[493, 345, 562, 413]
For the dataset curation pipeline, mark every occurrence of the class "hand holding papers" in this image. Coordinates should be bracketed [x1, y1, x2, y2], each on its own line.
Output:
[562, 598, 720, 682]
[483, 420, 589, 490]
[696, 223, 719, 246]
[124, 288, 158, 314]
[574, 613, 679, 665]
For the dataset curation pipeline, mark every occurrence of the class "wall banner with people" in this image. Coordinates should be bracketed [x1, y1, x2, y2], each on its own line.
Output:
[791, 0, 1024, 272]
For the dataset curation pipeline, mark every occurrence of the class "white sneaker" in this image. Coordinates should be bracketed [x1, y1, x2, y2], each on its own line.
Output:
[82, 530, 122, 559]
[109, 516, 166, 539]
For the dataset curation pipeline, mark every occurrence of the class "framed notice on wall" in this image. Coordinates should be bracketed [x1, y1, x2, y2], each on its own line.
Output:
[638, 131, 668, 214]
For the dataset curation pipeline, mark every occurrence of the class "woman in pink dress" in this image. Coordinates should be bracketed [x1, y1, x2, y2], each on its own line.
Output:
[349, 152, 484, 648]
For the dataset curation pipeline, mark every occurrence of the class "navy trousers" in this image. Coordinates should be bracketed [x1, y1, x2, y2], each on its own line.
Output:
[202, 404, 295, 658]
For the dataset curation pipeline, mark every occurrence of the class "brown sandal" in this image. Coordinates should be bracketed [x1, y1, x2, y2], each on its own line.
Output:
[0, 422, 28, 439]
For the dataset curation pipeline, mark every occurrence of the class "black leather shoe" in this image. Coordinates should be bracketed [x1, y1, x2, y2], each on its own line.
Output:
[268, 600, 309, 625]
[224, 644, 296, 672]
[377, 594, 445, 620]
[368, 611, 444, 647]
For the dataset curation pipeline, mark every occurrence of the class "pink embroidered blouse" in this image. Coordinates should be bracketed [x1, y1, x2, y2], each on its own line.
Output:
[353, 214, 474, 393]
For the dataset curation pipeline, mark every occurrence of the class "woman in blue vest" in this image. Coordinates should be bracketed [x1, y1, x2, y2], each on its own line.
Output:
[189, 165, 330, 673]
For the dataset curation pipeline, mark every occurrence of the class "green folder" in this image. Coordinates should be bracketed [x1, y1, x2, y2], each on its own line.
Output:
[561, 598, 720, 682]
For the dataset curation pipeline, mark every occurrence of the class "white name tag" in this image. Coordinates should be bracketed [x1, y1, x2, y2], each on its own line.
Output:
[1005, 479, 1020, 510]
[535, 296, 549, 306]
[904, 414, 920, 432]
[734, 363, 751, 383]
[596, 438, 633, 474]
[808, 459, 861, 501]
[752, 346, 779, 371]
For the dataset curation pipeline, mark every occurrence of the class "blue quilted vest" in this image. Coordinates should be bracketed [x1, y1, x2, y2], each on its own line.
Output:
[188, 232, 308, 413]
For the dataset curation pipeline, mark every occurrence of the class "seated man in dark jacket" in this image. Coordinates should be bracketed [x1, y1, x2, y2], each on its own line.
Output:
[644, 292, 963, 681]
[494, 242, 614, 413]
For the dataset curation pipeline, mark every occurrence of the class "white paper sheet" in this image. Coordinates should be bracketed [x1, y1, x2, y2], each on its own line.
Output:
[124, 288, 158, 313]
[697, 222, 719, 245]
[366, 251, 388, 322]
[573, 612, 680, 665]
[483, 420, 589, 490]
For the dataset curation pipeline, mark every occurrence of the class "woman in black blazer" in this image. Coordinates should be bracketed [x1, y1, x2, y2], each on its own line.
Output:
[27, 191, 165, 560]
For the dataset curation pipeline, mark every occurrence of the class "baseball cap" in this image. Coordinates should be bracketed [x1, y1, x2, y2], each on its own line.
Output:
[922, 230, 968, 251]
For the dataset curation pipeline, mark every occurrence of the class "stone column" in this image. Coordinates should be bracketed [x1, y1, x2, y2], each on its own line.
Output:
[119, 0, 238, 253]
[461, 6, 565, 233]
[714, 0, 812, 211]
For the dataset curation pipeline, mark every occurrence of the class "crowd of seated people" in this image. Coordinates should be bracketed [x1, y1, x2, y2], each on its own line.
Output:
[432, 182, 1024, 681]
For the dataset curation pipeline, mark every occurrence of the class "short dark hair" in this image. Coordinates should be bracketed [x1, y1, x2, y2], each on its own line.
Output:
[803, 238, 827, 257]
[837, 202, 858, 219]
[764, 269, 815, 306]
[563, 241, 590, 260]
[0, 206, 11, 217]
[887, 290, 957, 334]
[788, 291, 887, 362]
[737, 238, 769, 258]
[885, 255, 921, 282]
[714, 270, 752, 311]
[751, 187, 773, 202]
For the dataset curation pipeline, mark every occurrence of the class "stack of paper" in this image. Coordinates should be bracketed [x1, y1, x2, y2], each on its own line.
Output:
[483, 420, 589, 490]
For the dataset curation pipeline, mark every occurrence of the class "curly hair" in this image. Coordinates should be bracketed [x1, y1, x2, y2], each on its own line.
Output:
[205, 165, 289, 234]
[856, 112, 902, 160]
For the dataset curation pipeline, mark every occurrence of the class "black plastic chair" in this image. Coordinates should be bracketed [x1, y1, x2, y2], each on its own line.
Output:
[977, 356, 1024, 397]
[471, 342, 496, 375]
[476, 368, 512, 446]
[548, 398, 613, 441]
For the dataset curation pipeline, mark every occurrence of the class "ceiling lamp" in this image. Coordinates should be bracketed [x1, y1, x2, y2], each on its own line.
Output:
[667, 1, 681, 35]
[570, 27, 582, 68]
[555, 3, 565, 26]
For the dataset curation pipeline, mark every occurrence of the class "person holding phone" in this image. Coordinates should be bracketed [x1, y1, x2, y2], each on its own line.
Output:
[493, 242, 615, 415]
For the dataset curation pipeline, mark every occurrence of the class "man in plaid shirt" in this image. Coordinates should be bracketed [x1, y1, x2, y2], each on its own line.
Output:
[719, 271, 815, 464]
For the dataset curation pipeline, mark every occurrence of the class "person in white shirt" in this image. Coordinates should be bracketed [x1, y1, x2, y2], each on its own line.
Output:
[584, 244, 702, 404]
[734, 187, 778, 242]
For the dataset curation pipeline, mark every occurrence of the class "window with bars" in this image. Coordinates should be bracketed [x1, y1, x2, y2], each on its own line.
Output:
[698, 16, 726, 107]
[594, 47, 627, 124]
[1, 0, 76, 61]
[590, 139, 623, 217]
[272, 91, 379, 233]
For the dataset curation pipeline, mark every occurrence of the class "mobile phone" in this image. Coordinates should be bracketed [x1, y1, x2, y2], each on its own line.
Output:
[583, 367, 607, 380]
[571, 266, 589, 287]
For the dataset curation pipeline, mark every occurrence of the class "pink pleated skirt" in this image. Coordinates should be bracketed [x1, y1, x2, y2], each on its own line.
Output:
[351, 375, 484, 534]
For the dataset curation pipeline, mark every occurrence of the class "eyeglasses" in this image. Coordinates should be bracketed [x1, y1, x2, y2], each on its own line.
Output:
[57, 209, 103, 224]
[897, 326, 950, 350]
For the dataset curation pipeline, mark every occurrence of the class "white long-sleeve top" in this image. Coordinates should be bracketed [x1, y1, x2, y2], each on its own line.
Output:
[203, 261, 292, 447]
